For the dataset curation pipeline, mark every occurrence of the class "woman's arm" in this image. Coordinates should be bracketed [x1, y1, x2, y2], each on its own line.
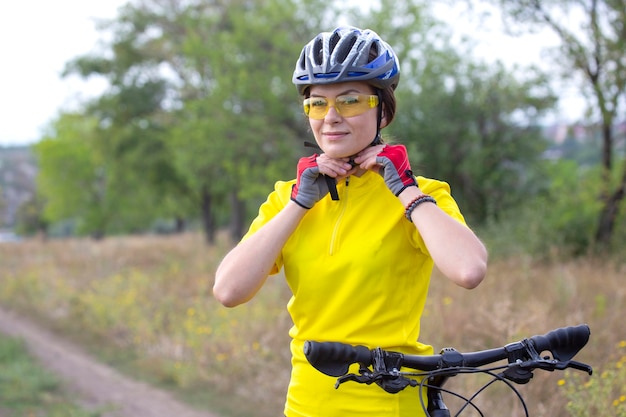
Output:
[214, 154, 354, 307]
[355, 144, 487, 289]
[213, 201, 307, 307]
[398, 186, 488, 289]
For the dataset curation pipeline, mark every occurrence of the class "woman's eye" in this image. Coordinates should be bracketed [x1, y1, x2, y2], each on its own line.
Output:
[310, 99, 327, 107]
[338, 96, 359, 105]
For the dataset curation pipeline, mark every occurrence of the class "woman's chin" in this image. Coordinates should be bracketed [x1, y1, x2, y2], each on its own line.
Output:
[321, 148, 356, 160]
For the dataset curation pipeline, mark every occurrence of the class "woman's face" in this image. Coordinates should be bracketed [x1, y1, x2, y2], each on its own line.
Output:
[307, 82, 386, 159]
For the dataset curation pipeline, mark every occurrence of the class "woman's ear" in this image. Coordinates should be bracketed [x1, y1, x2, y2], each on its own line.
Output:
[380, 105, 389, 128]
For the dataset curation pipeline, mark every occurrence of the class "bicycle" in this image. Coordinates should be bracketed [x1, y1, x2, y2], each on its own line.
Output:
[304, 324, 593, 416]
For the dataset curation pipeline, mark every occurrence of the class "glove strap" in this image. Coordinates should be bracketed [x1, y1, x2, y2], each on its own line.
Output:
[304, 141, 339, 201]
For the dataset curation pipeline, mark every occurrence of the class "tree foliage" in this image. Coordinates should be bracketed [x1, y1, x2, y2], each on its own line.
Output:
[59, 0, 331, 241]
[485, 0, 626, 245]
[35, 114, 109, 237]
[35, 0, 568, 244]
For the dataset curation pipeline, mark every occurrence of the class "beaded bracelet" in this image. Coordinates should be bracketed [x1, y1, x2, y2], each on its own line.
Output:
[405, 194, 437, 222]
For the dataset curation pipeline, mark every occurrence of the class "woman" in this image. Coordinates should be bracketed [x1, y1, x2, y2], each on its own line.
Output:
[213, 26, 488, 417]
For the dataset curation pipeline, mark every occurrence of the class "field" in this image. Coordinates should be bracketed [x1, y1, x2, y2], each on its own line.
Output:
[0, 232, 624, 417]
[0, 334, 98, 417]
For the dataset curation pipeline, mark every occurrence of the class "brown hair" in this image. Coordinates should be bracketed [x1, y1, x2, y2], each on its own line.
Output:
[368, 42, 397, 127]
[378, 85, 397, 126]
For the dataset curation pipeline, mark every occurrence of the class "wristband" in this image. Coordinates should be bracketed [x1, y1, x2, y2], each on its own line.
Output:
[405, 194, 437, 222]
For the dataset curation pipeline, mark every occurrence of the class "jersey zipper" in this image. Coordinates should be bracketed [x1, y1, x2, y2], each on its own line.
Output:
[329, 177, 350, 255]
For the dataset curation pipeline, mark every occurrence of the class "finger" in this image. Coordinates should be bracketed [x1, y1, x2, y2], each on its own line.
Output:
[353, 153, 381, 171]
[319, 165, 352, 178]
[353, 145, 385, 164]
[318, 159, 353, 177]
[317, 154, 351, 166]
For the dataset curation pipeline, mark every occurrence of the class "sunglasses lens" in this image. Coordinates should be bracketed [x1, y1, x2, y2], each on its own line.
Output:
[303, 97, 329, 119]
[303, 95, 378, 119]
[336, 95, 375, 117]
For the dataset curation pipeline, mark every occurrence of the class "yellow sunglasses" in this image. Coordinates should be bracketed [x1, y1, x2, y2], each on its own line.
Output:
[303, 94, 379, 119]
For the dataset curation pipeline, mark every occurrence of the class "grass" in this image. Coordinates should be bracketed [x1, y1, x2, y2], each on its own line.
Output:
[0, 334, 99, 417]
[0, 231, 624, 416]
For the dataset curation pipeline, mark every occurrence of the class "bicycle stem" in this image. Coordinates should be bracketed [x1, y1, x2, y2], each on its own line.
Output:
[426, 375, 451, 417]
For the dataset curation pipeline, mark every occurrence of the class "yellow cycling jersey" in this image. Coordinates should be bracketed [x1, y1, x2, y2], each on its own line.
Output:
[242, 170, 467, 417]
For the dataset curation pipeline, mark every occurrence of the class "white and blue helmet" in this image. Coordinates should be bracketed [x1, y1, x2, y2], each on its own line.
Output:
[293, 26, 400, 95]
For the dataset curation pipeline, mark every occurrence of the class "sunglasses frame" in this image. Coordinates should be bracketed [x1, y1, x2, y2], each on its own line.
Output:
[303, 94, 379, 119]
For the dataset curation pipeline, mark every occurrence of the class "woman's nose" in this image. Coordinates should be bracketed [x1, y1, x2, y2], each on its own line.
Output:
[324, 105, 342, 122]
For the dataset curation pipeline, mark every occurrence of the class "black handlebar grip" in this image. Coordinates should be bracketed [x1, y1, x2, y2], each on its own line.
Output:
[304, 341, 372, 377]
[529, 324, 590, 362]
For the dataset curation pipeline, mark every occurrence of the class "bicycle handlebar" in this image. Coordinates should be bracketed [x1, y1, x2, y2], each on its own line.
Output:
[528, 324, 590, 361]
[304, 324, 591, 378]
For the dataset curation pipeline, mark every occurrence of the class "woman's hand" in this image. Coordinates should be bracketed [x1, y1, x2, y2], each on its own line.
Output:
[290, 154, 357, 209]
[353, 144, 417, 196]
[352, 144, 385, 172]
[316, 153, 357, 179]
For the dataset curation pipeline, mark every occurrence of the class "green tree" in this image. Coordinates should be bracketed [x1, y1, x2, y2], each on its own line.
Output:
[402, 58, 555, 223]
[60, 0, 335, 242]
[166, 0, 317, 242]
[14, 194, 48, 237]
[63, 4, 193, 236]
[34, 114, 108, 237]
[485, 0, 626, 246]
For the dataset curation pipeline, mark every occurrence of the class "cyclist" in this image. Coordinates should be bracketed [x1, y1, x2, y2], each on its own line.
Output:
[213, 26, 488, 417]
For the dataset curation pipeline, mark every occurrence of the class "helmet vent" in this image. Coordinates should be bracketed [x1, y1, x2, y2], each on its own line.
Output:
[298, 51, 306, 71]
[367, 42, 379, 62]
[335, 35, 357, 64]
[329, 32, 341, 56]
[313, 37, 324, 65]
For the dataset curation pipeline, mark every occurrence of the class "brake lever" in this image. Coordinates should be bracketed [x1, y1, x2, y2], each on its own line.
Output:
[566, 360, 593, 375]
[502, 355, 561, 383]
[335, 373, 375, 389]
[516, 357, 593, 374]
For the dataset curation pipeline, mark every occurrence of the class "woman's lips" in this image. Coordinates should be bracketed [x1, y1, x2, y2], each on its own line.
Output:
[323, 131, 348, 140]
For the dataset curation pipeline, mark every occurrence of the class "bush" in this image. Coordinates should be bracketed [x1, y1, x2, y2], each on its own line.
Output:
[481, 160, 602, 258]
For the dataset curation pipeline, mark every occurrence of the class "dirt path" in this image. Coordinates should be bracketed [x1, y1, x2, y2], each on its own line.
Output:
[0, 307, 222, 417]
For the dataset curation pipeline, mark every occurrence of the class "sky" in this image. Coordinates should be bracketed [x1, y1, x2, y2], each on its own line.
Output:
[0, 1, 585, 147]
[0, 1, 126, 147]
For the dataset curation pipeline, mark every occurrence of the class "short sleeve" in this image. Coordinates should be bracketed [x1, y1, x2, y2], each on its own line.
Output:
[406, 177, 468, 253]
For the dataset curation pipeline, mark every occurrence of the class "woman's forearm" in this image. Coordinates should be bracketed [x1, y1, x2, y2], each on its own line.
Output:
[213, 201, 308, 307]
[400, 187, 488, 289]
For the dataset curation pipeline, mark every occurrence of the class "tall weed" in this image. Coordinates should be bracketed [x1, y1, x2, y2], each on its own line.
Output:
[0, 232, 623, 416]
[560, 341, 626, 417]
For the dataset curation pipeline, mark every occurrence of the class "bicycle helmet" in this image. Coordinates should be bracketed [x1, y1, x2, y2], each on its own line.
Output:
[293, 26, 400, 95]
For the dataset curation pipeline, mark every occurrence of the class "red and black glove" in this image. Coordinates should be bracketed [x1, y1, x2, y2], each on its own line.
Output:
[376, 144, 417, 196]
[290, 154, 331, 209]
